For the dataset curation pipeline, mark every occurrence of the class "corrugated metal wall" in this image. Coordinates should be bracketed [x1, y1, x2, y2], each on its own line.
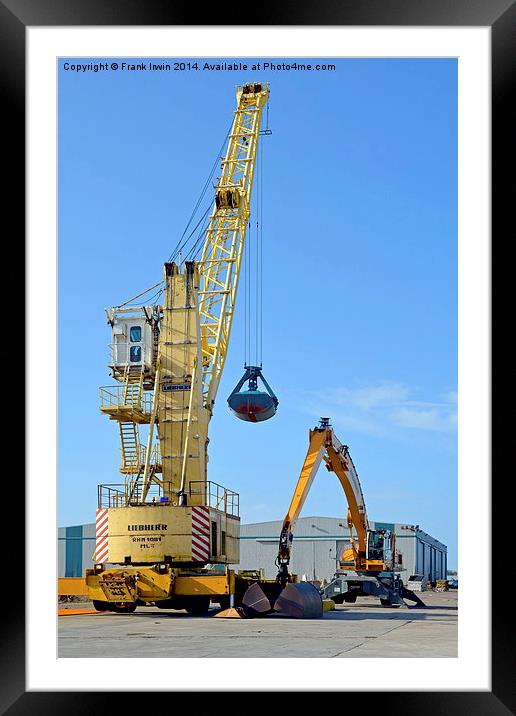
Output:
[57, 516, 447, 582]
[239, 517, 447, 583]
[58, 523, 96, 577]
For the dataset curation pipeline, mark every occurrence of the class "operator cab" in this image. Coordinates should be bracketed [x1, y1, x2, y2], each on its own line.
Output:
[366, 529, 394, 569]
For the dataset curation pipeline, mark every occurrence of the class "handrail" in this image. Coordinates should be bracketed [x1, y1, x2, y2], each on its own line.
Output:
[97, 480, 238, 514]
[99, 385, 153, 413]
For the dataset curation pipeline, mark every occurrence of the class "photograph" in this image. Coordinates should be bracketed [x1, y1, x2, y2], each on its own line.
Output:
[56, 56, 458, 659]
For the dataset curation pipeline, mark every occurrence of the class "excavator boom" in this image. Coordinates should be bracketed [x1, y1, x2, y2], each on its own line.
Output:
[276, 418, 394, 584]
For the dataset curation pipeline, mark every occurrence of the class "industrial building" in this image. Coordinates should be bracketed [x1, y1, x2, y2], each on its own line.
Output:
[58, 516, 447, 585]
[239, 517, 447, 584]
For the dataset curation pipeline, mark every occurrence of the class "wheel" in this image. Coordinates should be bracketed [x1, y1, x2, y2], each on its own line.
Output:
[331, 595, 344, 604]
[184, 597, 211, 615]
[343, 594, 357, 603]
[216, 596, 231, 610]
[111, 602, 137, 613]
[92, 600, 111, 612]
[380, 598, 400, 607]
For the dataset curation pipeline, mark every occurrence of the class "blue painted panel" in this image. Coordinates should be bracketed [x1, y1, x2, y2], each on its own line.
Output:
[373, 522, 395, 532]
[65, 525, 83, 577]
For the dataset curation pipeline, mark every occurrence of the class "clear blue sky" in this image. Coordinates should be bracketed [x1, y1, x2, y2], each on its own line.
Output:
[58, 58, 457, 566]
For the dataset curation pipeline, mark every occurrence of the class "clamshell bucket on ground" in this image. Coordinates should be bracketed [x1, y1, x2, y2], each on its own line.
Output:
[242, 581, 323, 619]
[274, 583, 323, 619]
[242, 582, 281, 616]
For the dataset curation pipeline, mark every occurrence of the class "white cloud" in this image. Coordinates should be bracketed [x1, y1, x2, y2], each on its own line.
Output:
[391, 405, 458, 432]
[296, 381, 457, 436]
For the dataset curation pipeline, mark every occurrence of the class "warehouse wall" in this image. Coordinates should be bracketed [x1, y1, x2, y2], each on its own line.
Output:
[58, 523, 96, 577]
[239, 517, 448, 583]
[57, 516, 447, 583]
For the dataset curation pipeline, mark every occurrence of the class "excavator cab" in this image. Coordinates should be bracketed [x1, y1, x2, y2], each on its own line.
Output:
[366, 530, 394, 571]
[227, 365, 278, 423]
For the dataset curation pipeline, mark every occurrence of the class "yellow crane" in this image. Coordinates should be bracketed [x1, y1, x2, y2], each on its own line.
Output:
[87, 82, 272, 614]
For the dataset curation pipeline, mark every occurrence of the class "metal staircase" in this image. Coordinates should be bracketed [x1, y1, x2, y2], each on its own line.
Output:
[118, 368, 144, 474]
[119, 421, 142, 474]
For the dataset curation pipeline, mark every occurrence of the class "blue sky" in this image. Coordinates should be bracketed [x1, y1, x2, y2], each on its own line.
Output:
[58, 58, 457, 565]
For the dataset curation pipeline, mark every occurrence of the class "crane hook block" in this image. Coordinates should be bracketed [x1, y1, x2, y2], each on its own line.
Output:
[227, 365, 279, 423]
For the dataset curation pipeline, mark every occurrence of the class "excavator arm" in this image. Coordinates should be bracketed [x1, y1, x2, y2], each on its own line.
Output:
[276, 427, 327, 584]
[276, 418, 392, 587]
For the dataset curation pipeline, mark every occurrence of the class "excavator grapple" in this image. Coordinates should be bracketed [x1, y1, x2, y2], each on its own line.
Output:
[241, 581, 323, 619]
[273, 583, 323, 619]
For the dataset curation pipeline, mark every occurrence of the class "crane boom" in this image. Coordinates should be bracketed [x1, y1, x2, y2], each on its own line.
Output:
[151, 83, 269, 505]
[198, 82, 269, 411]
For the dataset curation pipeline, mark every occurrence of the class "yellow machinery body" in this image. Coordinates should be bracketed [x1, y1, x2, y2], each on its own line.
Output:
[276, 419, 397, 586]
[92, 504, 240, 565]
[86, 83, 270, 610]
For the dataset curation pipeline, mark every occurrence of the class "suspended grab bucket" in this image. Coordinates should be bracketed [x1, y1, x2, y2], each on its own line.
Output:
[227, 366, 278, 423]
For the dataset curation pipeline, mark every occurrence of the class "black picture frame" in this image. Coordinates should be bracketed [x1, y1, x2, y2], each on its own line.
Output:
[4, 0, 508, 711]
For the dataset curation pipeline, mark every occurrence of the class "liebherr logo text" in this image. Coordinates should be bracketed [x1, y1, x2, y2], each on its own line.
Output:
[128, 524, 168, 531]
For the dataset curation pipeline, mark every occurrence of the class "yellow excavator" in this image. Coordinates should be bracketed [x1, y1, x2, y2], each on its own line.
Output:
[242, 419, 425, 615]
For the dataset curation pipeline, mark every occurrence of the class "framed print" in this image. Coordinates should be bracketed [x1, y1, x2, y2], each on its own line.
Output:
[2, 0, 510, 710]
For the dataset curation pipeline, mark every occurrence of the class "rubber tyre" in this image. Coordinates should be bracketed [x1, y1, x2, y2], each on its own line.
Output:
[112, 602, 137, 614]
[92, 600, 111, 612]
[380, 598, 400, 607]
[184, 597, 211, 615]
[216, 596, 231, 610]
[343, 594, 357, 603]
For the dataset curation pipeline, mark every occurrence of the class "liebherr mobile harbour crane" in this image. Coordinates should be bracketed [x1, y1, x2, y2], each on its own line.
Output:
[86, 82, 280, 615]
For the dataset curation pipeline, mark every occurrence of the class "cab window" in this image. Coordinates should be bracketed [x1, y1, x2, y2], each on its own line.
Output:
[130, 326, 142, 342]
[130, 345, 142, 363]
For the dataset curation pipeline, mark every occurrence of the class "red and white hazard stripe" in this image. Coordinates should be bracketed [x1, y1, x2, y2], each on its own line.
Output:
[191, 506, 210, 562]
[95, 508, 109, 563]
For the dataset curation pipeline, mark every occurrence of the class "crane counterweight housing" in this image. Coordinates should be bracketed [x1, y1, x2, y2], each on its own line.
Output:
[87, 82, 277, 615]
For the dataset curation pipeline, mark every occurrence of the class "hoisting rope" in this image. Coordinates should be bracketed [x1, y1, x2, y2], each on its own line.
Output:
[114, 280, 165, 309]
[168, 120, 232, 264]
[242, 129, 265, 369]
[113, 121, 232, 309]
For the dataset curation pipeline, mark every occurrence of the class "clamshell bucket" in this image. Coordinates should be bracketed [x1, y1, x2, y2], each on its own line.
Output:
[241, 582, 275, 616]
[273, 583, 323, 619]
[241, 581, 323, 619]
[227, 366, 278, 423]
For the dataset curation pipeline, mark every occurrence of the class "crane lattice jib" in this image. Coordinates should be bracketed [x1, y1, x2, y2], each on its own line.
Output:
[198, 83, 269, 411]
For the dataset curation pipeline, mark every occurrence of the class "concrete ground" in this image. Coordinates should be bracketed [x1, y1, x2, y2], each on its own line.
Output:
[58, 589, 457, 658]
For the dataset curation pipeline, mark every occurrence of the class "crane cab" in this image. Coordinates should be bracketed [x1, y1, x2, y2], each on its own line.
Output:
[106, 306, 159, 383]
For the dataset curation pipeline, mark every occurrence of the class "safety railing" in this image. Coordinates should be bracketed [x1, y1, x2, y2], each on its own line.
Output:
[97, 480, 238, 514]
[99, 385, 153, 413]
[98, 484, 127, 509]
[189, 481, 239, 517]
